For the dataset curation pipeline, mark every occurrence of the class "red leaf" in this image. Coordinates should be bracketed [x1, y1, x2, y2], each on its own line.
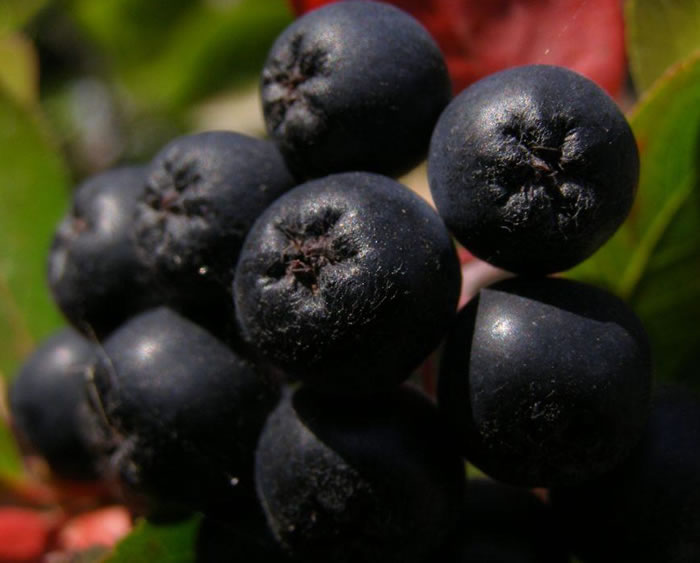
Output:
[289, 0, 626, 97]
[457, 246, 473, 266]
[0, 508, 56, 563]
[56, 506, 132, 551]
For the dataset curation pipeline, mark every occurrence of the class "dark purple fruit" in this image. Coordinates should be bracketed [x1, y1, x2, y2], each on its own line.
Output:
[196, 499, 293, 563]
[47, 166, 156, 338]
[551, 385, 700, 563]
[435, 480, 570, 563]
[438, 276, 652, 487]
[133, 131, 295, 330]
[9, 328, 101, 481]
[254, 385, 466, 563]
[90, 307, 280, 517]
[233, 172, 461, 392]
[428, 64, 639, 274]
[261, 0, 452, 179]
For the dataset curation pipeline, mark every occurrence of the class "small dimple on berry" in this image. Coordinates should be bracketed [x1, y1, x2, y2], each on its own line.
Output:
[262, 33, 328, 137]
[275, 216, 344, 293]
[70, 215, 90, 236]
[491, 115, 597, 235]
[146, 160, 203, 216]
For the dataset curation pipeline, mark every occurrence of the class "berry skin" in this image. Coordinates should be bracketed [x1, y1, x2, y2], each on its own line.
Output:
[9, 328, 101, 482]
[47, 166, 156, 338]
[428, 64, 639, 274]
[438, 276, 652, 487]
[254, 385, 466, 563]
[90, 307, 280, 518]
[436, 480, 570, 563]
[233, 171, 461, 392]
[261, 0, 452, 179]
[551, 385, 700, 563]
[195, 499, 292, 563]
[133, 131, 296, 330]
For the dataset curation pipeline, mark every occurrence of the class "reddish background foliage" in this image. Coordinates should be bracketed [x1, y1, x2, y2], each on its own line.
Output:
[0, 508, 57, 563]
[289, 0, 626, 97]
[0, 505, 131, 562]
[55, 506, 132, 551]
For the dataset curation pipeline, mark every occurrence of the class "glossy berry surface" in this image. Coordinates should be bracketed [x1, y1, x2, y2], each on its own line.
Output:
[438, 276, 652, 487]
[47, 166, 156, 338]
[233, 171, 461, 392]
[551, 385, 700, 563]
[91, 307, 280, 517]
[428, 64, 639, 274]
[261, 0, 452, 178]
[9, 328, 101, 481]
[133, 131, 295, 328]
[254, 385, 466, 563]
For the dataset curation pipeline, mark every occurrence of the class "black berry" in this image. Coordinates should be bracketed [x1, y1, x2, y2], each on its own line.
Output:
[47, 166, 156, 338]
[261, 0, 452, 178]
[437, 480, 570, 563]
[438, 276, 652, 487]
[551, 385, 700, 563]
[233, 171, 461, 392]
[9, 328, 101, 481]
[254, 385, 466, 563]
[133, 131, 295, 330]
[196, 499, 293, 563]
[90, 307, 280, 517]
[428, 64, 639, 274]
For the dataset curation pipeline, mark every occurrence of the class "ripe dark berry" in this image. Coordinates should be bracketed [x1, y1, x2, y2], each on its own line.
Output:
[196, 499, 292, 563]
[261, 0, 452, 178]
[437, 480, 569, 563]
[233, 172, 461, 392]
[428, 64, 639, 274]
[438, 276, 652, 487]
[254, 385, 466, 563]
[47, 166, 156, 338]
[9, 328, 101, 481]
[551, 385, 700, 563]
[133, 131, 296, 329]
[90, 307, 280, 517]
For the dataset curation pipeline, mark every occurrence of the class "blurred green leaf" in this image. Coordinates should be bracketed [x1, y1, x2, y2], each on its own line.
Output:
[106, 515, 202, 563]
[0, 418, 22, 478]
[67, 0, 192, 64]
[626, 0, 700, 93]
[69, 0, 292, 113]
[466, 463, 486, 480]
[0, 85, 67, 478]
[0, 0, 48, 32]
[0, 33, 38, 106]
[569, 53, 700, 390]
[0, 89, 68, 382]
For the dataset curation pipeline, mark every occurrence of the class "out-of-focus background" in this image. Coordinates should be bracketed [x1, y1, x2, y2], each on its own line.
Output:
[1, 0, 699, 559]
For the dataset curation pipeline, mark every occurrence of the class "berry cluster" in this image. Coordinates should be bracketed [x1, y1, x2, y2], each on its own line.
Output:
[8, 2, 700, 561]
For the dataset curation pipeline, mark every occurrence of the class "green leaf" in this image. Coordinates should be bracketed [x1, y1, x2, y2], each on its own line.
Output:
[0, 0, 48, 32]
[626, 0, 700, 93]
[0, 418, 22, 478]
[0, 33, 38, 106]
[0, 88, 68, 478]
[568, 53, 700, 391]
[0, 90, 68, 380]
[0, 345, 21, 478]
[466, 463, 486, 480]
[67, 0, 193, 66]
[70, 0, 292, 113]
[106, 515, 202, 563]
